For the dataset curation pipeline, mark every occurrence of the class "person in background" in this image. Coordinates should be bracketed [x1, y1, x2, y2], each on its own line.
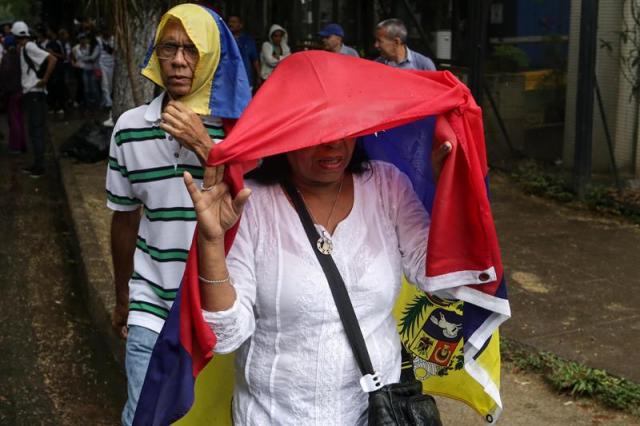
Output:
[58, 28, 72, 110]
[374, 18, 436, 71]
[72, 32, 101, 109]
[228, 15, 260, 92]
[12, 20, 57, 177]
[44, 27, 66, 114]
[0, 34, 27, 153]
[96, 26, 115, 117]
[260, 24, 290, 81]
[318, 23, 359, 57]
[35, 24, 48, 49]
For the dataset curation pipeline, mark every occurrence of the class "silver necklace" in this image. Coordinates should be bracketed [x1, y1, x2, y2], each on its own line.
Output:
[298, 176, 344, 255]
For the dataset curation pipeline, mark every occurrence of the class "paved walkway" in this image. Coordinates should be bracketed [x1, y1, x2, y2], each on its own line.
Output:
[492, 175, 640, 383]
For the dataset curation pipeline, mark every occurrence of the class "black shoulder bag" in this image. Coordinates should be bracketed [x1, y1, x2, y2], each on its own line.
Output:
[282, 180, 442, 426]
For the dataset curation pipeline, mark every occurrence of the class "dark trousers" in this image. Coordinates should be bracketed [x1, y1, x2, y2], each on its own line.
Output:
[7, 92, 27, 152]
[22, 92, 48, 169]
[47, 72, 67, 111]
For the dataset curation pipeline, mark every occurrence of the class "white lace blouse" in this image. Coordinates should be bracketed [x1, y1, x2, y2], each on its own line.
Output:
[202, 161, 431, 425]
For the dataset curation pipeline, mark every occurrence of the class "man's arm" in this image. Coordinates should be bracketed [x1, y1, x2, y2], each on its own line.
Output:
[110, 208, 141, 339]
[37, 53, 57, 87]
[252, 59, 261, 87]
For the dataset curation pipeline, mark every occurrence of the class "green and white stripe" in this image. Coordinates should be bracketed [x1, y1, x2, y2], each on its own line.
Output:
[106, 189, 140, 206]
[136, 236, 189, 262]
[115, 127, 166, 146]
[144, 205, 196, 222]
[129, 300, 170, 320]
[126, 164, 204, 184]
[131, 272, 178, 301]
[205, 124, 225, 139]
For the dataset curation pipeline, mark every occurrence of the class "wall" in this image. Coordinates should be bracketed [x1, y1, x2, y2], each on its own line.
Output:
[563, 0, 637, 175]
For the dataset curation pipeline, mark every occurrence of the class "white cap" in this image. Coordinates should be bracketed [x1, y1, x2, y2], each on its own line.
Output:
[11, 21, 30, 37]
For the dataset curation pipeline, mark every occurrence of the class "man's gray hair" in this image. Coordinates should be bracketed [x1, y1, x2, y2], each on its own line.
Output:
[376, 18, 407, 44]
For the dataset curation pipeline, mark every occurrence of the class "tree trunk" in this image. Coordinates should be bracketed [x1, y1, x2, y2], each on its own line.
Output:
[112, 1, 166, 121]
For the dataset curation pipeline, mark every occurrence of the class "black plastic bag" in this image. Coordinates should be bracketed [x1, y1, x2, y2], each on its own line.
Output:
[61, 120, 112, 163]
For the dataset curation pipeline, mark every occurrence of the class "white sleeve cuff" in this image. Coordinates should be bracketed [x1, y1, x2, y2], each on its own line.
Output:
[202, 298, 253, 354]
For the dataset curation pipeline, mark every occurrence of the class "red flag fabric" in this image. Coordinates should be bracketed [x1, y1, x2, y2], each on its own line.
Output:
[172, 50, 508, 422]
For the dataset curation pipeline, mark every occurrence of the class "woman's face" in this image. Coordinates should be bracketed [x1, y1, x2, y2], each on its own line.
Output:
[271, 30, 284, 45]
[286, 138, 356, 185]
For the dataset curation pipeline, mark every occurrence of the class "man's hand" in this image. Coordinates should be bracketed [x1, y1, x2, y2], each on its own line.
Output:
[35, 79, 48, 88]
[432, 141, 452, 182]
[111, 302, 129, 339]
[160, 100, 212, 164]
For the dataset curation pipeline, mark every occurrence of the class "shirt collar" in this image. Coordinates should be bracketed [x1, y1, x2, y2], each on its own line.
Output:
[398, 47, 414, 65]
[382, 47, 413, 66]
[143, 92, 167, 124]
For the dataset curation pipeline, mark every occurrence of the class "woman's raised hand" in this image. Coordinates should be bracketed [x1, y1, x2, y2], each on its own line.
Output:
[183, 165, 252, 243]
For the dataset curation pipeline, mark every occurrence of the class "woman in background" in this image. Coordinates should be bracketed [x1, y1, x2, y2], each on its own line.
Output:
[260, 24, 290, 80]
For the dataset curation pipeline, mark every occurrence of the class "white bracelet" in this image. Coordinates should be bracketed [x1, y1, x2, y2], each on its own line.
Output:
[198, 274, 231, 285]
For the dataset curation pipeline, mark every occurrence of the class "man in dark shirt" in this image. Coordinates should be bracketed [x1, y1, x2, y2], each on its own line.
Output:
[44, 27, 66, 114]
[228, 15, 260, 91]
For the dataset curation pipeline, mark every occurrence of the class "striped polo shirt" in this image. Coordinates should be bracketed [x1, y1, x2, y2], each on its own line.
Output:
[106, 92, 225, 333]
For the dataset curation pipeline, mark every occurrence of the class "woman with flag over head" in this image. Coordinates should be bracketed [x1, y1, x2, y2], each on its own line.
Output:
[177, 103, 451, 424]
[137, 46, 510, 425]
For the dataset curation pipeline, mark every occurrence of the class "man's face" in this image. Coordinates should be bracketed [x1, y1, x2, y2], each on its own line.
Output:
[321, 34, 342, 53]
[374, 27, 399, 60]
[157, 20, 198, 99]
[227, 16, 243, 34]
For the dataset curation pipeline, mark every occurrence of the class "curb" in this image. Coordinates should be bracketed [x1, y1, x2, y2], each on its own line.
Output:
[57, 153, 125, 367]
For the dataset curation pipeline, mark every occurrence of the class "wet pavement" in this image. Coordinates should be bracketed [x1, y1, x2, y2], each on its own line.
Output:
[0, 121, 124, 425]
[493, 176, 640, 383]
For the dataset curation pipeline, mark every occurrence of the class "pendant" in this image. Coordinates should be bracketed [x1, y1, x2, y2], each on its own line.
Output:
[316, 230, 333, 255]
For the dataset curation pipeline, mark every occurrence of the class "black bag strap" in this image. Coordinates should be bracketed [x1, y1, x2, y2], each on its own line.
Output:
[281, 180, 381, 389]
[22, 45, 37, 75]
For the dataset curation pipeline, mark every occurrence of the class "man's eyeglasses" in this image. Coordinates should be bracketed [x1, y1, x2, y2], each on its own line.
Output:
[155, 43, 199, 63]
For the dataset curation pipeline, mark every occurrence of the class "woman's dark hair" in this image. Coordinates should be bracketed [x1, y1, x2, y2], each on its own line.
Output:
[246, 139, 370, 185]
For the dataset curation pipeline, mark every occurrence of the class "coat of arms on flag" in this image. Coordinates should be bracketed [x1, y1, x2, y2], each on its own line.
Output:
[393, 279, 503, 423]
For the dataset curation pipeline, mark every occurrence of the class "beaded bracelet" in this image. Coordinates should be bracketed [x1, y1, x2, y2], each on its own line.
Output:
[198, 274, 231, 285]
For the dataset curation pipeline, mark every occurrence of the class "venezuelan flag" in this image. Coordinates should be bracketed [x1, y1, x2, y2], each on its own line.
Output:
[137, 50, 509, 424]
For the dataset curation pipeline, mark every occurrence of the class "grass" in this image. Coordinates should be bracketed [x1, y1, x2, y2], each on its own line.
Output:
[501, 338, 640, 416]
[508, 160, 640, 224]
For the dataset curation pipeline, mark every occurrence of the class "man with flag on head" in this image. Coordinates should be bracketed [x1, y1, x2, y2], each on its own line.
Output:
[105, 4, 250, 425]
